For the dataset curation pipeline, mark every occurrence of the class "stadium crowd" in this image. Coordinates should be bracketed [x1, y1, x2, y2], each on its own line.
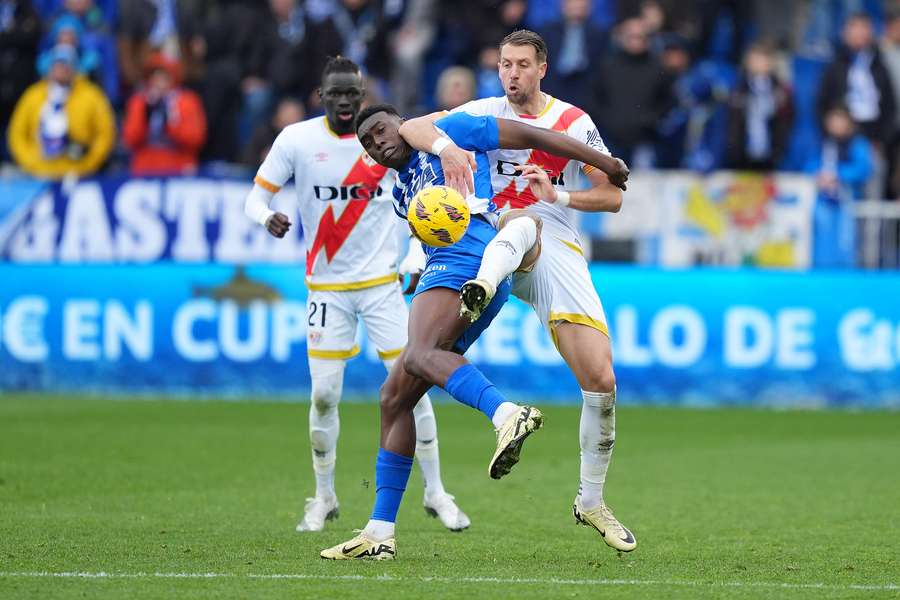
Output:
[1, 0, 899, 265]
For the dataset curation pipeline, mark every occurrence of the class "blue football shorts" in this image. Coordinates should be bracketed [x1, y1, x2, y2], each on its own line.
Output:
[414, 214, 511, 353]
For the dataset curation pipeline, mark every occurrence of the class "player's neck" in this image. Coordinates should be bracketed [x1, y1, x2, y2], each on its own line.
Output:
[509, 92, 548, 118]
[325, 116, 356, 139]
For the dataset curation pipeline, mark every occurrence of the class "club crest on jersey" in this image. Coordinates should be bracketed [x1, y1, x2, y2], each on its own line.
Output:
[309, 331, 323, 345]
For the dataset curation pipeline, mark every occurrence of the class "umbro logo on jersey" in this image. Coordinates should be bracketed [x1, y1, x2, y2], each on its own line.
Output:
[315, 152, 329, 162]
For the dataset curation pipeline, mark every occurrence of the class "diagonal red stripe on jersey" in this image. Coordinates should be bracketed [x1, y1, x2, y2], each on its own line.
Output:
[306, 154, 388, 275]
[494, 106, 586, 209]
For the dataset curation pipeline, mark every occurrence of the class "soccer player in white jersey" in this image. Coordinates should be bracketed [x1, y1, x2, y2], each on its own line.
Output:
[243, 57, 469, 533]
[398, 30, 636, 552]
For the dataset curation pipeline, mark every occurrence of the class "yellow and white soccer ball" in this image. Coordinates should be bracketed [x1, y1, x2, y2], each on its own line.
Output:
[407, 185, 470, 247]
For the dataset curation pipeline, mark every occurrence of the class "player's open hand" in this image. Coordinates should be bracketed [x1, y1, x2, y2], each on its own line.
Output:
[439, 144, 477, 198]
[265, 212, 291, 238]
[607, 157, 629, 191]
[516, 164, 557, 204]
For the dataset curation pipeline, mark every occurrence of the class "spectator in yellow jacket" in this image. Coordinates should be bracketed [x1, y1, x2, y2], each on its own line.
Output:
[7, 44, 115, 179]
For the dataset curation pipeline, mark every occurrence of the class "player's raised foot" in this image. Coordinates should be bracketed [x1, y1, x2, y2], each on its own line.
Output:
[573, 496, 637, 552]
[320, 531, 396, 560]
[424, 492, 471, 532]
[459, 278, 496, 323]
[488, 405, 544, 479]
[295, 495, 339, 532]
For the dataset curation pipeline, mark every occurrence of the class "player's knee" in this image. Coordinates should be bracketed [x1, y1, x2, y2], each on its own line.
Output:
[311, 380, 341, 414]
[401, 348, 430, 381]
[581, 362, 616, 395]
[378, 380, 404, 420]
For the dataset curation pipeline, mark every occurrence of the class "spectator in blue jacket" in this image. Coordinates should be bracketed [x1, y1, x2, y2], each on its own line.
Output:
[44, 0, 118, 105]
[805, 105, 873, 268]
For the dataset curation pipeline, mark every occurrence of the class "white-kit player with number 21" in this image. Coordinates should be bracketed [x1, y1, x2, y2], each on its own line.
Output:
[243, 57, 469, 533]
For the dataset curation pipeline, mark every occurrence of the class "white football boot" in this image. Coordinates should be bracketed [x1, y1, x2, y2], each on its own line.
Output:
[488, 405, 544, 479]
[423, 492, 471, 531]
[295, 495, 339, 532]
[573, 496, 637, 552]
[320, 531, 396, 560]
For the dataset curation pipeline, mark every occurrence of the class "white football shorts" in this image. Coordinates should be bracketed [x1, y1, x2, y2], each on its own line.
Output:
[306, 279, 408, 363]
[511, 218, 609, 348]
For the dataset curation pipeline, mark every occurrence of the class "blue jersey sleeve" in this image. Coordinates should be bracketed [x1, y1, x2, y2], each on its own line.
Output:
[434, 113, 500, 153]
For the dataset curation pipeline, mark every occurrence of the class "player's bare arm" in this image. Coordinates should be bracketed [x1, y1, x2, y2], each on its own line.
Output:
[495, 118, 630, 191]
[399, 114, 629, 192]
[516, 164, 622, 213]
[398, 113, 476, 197]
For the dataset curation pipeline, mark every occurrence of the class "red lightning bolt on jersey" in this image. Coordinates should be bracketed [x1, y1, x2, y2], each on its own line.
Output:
[494, 106, 586, 209]
[306, 154, 387, 276]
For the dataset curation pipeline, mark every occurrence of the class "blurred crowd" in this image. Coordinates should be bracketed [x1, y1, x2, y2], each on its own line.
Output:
[2, 0, 900, 265]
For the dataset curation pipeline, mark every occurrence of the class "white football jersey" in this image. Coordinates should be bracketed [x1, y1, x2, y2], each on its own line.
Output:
[255, 116, 399, 291]
[452, 95, 610, 237]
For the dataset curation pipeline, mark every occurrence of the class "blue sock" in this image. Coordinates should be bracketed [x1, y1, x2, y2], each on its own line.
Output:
[370, 447, 414, 523]
[444, 364, 507, 421]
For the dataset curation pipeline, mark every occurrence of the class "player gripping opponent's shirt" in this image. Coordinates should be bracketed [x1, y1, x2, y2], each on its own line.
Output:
[451, 94, 612, 347]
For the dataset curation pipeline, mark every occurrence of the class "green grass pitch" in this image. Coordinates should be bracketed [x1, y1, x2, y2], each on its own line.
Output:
[1, 394, 899, 599]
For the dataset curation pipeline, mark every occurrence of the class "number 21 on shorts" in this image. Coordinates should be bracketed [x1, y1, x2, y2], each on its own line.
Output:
[308, 302, 327, 327]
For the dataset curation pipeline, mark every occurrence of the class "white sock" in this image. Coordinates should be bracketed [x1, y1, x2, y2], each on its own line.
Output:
[579, 389, 616, 509]
[412, 393, 446, 499]
[491, 401, 521, 429]
[363, 519, 395, 541]
[308, 359, 345, 500]
[476, 217, 537, 289]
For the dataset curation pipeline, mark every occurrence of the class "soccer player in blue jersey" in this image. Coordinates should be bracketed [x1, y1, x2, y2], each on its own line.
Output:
[320, 105, 628, 560]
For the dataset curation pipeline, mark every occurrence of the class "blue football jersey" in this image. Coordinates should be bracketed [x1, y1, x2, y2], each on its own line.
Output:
[392, 112, 500, 219]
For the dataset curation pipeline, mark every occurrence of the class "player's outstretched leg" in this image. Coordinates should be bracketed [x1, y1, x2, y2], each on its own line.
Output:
[555, 322, 636, 552]
[403, 287, 544, 479]
[320, 358, 431, 560]
[460, 211, 541, 323]
[383, 356, 470, 531]
[297, 358, 343, 532]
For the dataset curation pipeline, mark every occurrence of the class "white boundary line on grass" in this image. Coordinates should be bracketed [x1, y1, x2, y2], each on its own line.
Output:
[0, 572, 898, 592]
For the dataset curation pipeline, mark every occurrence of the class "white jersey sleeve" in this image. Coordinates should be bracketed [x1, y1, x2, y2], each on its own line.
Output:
[566, 112, 611, 175]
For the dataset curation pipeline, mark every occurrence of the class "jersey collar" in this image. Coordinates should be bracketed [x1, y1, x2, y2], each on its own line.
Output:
[323, 117, 357, 139]
[507, 93, 555, 119]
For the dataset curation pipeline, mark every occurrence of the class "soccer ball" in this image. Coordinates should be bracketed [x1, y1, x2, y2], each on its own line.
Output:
[407, 185, 470, 247]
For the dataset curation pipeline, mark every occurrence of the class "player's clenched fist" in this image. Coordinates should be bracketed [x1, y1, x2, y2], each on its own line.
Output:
[265, 212, 291, 238]
[607, 157, 629, 192]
